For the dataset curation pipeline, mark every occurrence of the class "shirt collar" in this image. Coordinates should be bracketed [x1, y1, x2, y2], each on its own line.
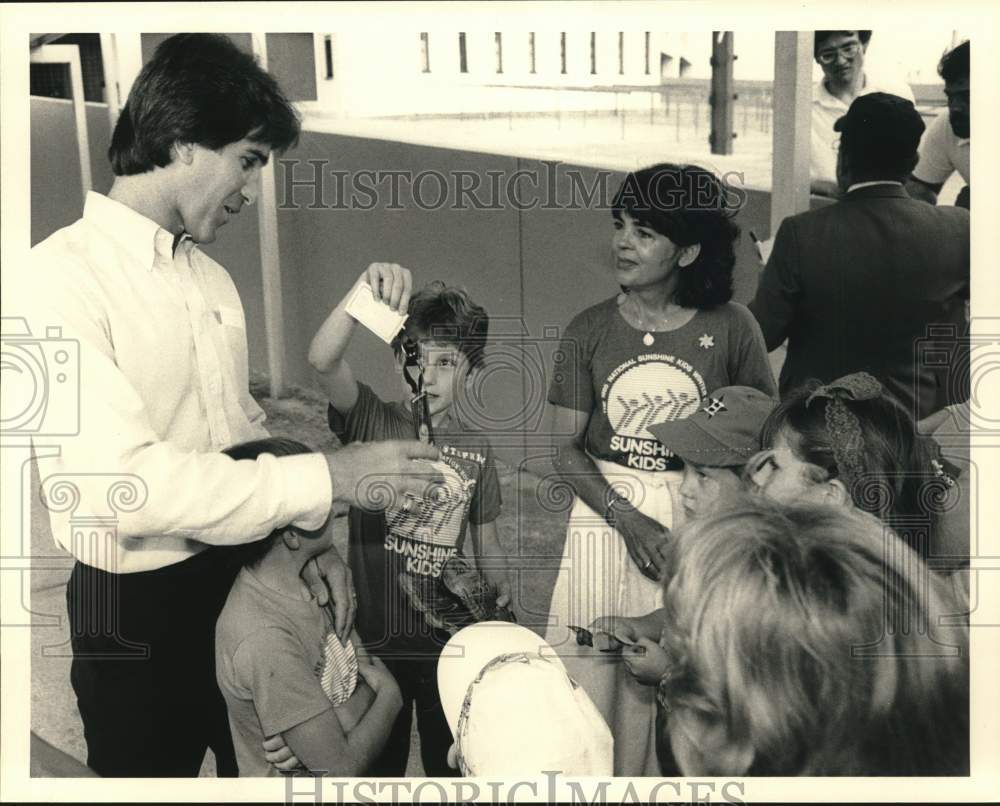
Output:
[847, 180, 903, 193]
[815, 72, 868, 110]
[82, 192, 183, 272]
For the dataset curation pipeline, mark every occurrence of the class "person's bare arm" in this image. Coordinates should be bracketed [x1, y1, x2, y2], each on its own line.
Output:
[308, 263, 413, 413]
[470, 519, 513, 609]
[280, 656, 402, 776]
[329, 679, 376, 734]
[548, 404, 670, 580]
[589, 608, 666, 644]
[905, 176, 943, 205]
[809, 178, 840, 199]
[30, 733, 99, 777]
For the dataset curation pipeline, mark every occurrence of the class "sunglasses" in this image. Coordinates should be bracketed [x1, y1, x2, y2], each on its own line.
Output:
[568, 625, 641, 653]
[401, 337, 434, 444]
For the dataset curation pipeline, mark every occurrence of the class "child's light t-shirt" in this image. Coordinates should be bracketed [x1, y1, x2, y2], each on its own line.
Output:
[215, 566, 355, 776]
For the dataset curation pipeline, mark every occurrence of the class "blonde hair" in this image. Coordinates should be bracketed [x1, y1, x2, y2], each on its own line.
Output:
[659, 497, 968, 775]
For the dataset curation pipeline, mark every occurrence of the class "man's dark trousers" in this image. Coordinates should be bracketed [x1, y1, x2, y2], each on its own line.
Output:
[66, 547, 240, 777]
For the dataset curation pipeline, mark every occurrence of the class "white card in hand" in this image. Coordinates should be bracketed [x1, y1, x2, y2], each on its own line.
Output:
[345, 281, 408, 343]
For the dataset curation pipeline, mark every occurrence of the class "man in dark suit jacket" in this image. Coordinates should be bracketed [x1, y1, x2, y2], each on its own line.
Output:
[749, 92, 969, 423]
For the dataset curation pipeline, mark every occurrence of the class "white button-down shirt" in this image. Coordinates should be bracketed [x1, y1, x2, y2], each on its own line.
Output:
[811, 73, 915, 183]
[19, 192, 332, 573]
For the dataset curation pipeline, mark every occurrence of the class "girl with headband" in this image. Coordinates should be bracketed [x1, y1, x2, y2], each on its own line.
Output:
[746, 371, 964, 562]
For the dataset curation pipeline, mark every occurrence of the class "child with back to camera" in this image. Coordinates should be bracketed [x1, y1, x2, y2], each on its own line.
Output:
[652, 499, 968, 776]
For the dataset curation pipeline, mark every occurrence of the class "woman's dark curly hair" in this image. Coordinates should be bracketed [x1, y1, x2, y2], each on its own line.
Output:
[611, 163, 740, 309]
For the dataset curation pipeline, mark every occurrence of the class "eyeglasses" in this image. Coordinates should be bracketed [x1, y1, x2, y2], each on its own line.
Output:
[817, 42, 862, 65]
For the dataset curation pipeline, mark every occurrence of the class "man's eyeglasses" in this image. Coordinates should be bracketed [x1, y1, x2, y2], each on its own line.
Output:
[817, 42, 862, 65]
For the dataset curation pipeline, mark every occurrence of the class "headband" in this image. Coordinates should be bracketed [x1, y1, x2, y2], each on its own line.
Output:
[805, 372, 883, 493]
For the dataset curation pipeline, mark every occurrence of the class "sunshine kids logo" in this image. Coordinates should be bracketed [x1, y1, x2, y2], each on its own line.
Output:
[601, 354, 707, 471]
[384, 445, 484, 576]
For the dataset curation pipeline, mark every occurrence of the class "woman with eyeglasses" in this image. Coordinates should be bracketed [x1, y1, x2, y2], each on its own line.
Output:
[651, 499, 969, 775]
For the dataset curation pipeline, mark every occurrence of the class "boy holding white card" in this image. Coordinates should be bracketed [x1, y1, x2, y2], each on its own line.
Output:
[307, 263, 513, 775]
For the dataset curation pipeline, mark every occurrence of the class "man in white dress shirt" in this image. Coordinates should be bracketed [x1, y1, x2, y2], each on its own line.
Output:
[907, 40, 970, 209]
[810, 30, 915, 198]
[19, 33, 439, 777]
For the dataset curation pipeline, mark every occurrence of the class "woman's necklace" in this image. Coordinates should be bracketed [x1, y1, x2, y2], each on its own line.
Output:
[620, 293, 682, 346]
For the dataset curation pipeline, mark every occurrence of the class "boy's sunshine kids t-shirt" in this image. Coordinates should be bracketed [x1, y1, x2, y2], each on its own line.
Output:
[327, 383, 501, 655]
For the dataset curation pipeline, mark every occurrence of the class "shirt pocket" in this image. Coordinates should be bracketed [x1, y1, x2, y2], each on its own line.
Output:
[217, 304, 245, 330]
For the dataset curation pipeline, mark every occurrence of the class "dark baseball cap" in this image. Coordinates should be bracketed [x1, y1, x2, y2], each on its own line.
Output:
[647, 386, 777, 468]
[833, 92, 925, 150]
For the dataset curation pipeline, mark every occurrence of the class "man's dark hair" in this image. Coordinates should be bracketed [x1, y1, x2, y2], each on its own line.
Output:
[611, 163, 739, 309]
[109, 33, 301, 176]
[938, 40, 969, 83]
[814, 30, 872, 56]
[222, 437, 314, 567]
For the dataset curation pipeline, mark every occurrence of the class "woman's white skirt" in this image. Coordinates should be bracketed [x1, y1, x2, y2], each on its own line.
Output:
[543, 458, 683, 776]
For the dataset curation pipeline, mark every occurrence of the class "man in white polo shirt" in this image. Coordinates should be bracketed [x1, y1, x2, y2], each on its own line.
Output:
[907, 41, 970, 209]
[18, 33, 440, 777]
[810, 30, 915, 198]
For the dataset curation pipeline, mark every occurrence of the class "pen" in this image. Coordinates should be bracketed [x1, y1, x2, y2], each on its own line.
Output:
[749, 229, 766, 264]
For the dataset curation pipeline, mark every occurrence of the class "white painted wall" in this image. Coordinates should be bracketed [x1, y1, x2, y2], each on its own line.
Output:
[308, 28, 702, 119]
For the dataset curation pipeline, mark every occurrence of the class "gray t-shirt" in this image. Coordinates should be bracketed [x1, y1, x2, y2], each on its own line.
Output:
[215, 567, 344, 776]
[548, 297, 776, 471]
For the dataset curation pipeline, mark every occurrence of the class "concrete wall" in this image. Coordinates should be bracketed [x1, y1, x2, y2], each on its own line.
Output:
[266, 33, 318, 102]
[30, 101, 784, 466]
[30, 99, 113, 245]
[137, 33, 316, 101]
[30, 99, 83, 245]
[266, 132, 776, 465]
